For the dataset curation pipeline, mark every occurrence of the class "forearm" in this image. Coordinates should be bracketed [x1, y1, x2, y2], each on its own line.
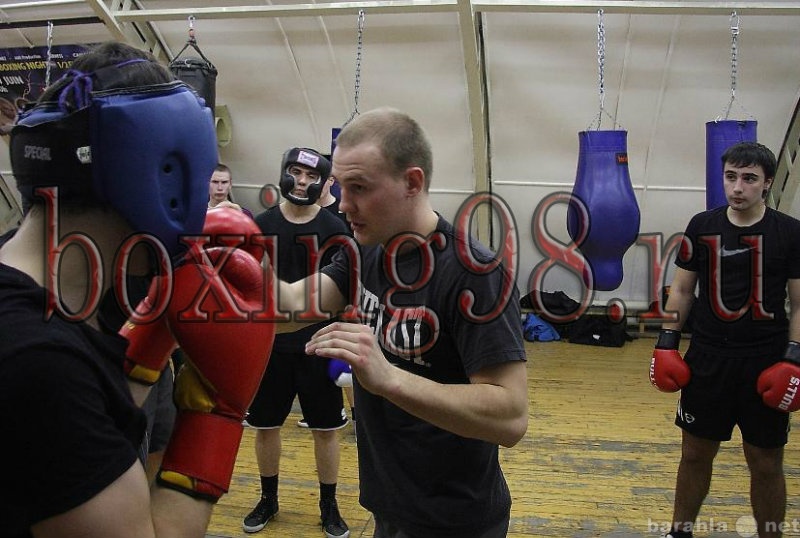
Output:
[275, 274, 345, 333]
[662, 269, 697, 332]
[150, 487, 213, 538]
[788, 309, 800, 343]
[787, 279, 800, 342]
[661, 290, 693, 332]
[379, 361, 528, 448]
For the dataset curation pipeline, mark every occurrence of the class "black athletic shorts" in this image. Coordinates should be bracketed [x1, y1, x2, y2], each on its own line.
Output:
[373, 512, 510, 538]
[245, 349, 347, 430]
[141, 364, 176, 454]
[676, 348, 790, 448]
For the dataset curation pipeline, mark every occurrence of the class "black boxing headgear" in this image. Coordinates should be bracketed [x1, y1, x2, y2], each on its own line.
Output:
[10, 61, 217, 257]
[279, 147, 330, 206]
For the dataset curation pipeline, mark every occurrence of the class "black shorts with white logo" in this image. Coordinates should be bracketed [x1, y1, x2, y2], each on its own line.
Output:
[245, 348, 347, 430]
[676, 348, 790, 448]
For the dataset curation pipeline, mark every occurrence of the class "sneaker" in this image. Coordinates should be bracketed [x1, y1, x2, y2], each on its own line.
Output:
[243, 496, 279, 533]
[297, 417, 309, 428]
[320, 498, 349, 538]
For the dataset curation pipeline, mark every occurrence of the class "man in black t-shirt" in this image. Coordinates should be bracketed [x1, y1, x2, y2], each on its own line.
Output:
[276, 109, 529, 538]
[650, 142, 800, 538]
[243, 147, 351, 537]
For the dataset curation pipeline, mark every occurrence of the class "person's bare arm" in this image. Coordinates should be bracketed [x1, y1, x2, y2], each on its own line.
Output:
[274, 273, 348, 334]
[31, 462, 214, 538]
[787, 278, 800, 342]
[662, 267, 698, 331]
[306, 322, 528, 447]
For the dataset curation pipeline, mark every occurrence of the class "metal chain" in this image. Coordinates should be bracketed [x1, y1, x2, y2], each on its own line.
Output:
[45, 20, 53, 87]
[345, 9, 365, 126]
[724, 11, 739, 119]
[595, 9, 606, 129]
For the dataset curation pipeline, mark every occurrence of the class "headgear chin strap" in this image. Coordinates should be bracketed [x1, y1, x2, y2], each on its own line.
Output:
[10, 79, 217, 257]
[279, 147, 330, 206]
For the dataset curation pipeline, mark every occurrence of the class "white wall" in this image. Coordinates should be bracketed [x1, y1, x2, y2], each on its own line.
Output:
[2, 3, 800, 314]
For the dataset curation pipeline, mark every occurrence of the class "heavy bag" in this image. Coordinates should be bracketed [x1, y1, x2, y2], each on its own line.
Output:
[567, 130, 640, 292]
[170, 57, 217, 111]
[705, 120, 757, 210]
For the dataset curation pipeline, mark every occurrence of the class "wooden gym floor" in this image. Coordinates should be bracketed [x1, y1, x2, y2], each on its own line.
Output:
[206, 336, 800, 538]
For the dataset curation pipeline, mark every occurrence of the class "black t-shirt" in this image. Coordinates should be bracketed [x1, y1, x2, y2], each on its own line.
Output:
[254, 205, 350, 352]
[676, 206, 800, 357]
[0, 259, 145, 537]
[321, 215, 527, 535]
[321, 198, 348, 226]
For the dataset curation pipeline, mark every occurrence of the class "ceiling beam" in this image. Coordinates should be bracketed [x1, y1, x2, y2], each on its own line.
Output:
[0, 0, 84, 8]
[472, 1, 800, 16]
[111, 1, 457, 22]
[105, 1, 800, 22]
[83, 0, 125, 40]
[4, 1, 800, 25]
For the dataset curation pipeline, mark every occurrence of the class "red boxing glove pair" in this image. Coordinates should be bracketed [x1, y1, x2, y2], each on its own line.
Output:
[757, 341, 800, 413]
[649, 329, 691, 393]
[649, 328, 800, 413]
[157, 208, 273, 501]
[119, 207, 275, 501]
[157, 246, 275, 501]
[119, 207, 265, 386]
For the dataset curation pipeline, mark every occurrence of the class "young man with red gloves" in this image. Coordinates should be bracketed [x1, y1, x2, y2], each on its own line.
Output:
[0, 41, 273, 538]
[650, 142, 800, 538]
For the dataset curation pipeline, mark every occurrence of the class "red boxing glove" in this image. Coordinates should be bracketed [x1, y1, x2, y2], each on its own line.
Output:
[157, 247, 275, 501]
[757, 341, 800, 412]
[203, 206, 264, 262]
[118, 276, 176, 385]
[649, 329, 691, 392]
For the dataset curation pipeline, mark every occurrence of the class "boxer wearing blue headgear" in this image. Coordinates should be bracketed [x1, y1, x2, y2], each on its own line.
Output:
[9, 43, 217, 257]
[0, 41, 258, 538]
[279, 147, 331, 206]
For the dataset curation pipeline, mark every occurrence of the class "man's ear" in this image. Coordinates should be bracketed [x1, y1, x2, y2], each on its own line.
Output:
[404, 167, 425, 196]
[764, 176, 774, 199]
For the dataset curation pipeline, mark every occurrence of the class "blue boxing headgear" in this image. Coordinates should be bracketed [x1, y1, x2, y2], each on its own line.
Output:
[10, 65, 217, 257]
[279, 147, 330, 206]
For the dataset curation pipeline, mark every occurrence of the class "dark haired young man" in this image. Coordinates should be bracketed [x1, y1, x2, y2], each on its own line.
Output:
[650, 142, 800, 538]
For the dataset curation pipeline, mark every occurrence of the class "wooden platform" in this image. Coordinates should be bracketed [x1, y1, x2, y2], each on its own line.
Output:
[206, 337, 800, 538]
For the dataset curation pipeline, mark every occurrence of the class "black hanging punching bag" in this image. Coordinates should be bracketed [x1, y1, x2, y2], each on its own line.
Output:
[169, 35, 217, 111]
[567, 130, 641, 292]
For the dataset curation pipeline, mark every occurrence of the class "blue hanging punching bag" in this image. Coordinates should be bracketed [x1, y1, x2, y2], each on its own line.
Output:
[567, 130, 641, 291]
[705, 120, 757, 210]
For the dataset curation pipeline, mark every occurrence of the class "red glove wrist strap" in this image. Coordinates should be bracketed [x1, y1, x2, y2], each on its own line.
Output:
[656, 329, 681, 350]
[159, 410, 244, 500]
[784, 341, 800, 365]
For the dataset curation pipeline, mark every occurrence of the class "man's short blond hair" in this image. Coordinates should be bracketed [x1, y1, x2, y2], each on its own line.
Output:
[335, 107, 433, 191]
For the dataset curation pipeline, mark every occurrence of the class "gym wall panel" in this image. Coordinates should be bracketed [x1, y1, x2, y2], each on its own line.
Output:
[3, 2, 800, 316]
[493, 181, 705, 311]
[203, 12, 475, 199]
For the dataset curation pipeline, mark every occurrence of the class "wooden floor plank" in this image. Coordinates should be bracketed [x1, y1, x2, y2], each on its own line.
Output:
[206, 337, 800, 537]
